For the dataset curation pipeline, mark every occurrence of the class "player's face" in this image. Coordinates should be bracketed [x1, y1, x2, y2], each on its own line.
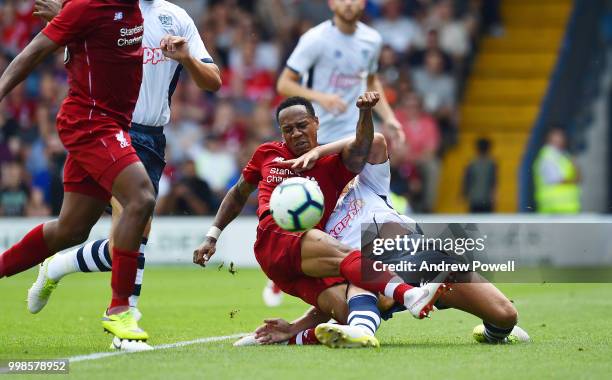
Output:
[278, 106, 319, 157]
[329, 0, 365, 24]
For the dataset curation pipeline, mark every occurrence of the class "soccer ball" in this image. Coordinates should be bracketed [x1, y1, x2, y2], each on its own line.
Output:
[270, 177, 324, 232]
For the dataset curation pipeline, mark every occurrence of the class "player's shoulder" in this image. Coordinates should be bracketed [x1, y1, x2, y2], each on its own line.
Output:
[356, 22, 383, 44]
[61, 0, 92, 10]
[154, 0, 194, 23]
[255, 141, 286, 154]
[300, 20, 334, 40]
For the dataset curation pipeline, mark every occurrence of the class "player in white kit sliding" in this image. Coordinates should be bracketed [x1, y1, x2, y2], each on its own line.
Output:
[27, 0, 221, 350]
[264, 0, 406, 307]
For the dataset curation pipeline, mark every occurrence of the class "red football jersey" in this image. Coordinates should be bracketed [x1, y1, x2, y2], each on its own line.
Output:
[243, 142, 356, 228]
[42, 0, 143, 128]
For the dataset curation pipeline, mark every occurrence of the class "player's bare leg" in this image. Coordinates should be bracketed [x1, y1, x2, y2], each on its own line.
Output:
[108, 197, 151, 320]
[434, 273, 528, 343]
[27, 197, 152, 317]
[100, 162, 155, 343]
[1, 192, 107, 279]
[300, 229, 448, 319]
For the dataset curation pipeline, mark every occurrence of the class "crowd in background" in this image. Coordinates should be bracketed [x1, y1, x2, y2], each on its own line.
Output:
[0, 0, 501, 216]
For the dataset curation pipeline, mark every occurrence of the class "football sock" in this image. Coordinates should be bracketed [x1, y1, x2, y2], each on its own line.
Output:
[347, 293, 381, 336]
[48, 239, 112, 281]
[47, 238, 146, 306]
[0, 224, 50, 278]
[129, 238, 147, 308]
[288, 328, 319, 345]
[339, 251, 414, 305]
[482, 321, 514, 343]
[109, 247, 139, 312]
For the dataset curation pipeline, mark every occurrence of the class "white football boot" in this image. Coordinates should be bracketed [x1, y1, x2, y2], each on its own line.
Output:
[262, 280, 283, 307]
[403, 272, 451, 319]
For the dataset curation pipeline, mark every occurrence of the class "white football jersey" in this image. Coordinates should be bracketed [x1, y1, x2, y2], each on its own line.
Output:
[325, 161, 416, 250]
[286, 20, 383, 144]
[132, 0, 213, 127]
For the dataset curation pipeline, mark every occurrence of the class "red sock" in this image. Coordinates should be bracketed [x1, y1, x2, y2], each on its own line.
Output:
[109, 247, 139, 311]
[288, 328, 319, 345]
[271, 282, 282, 294]
[339, 250, 413, 304]
[0, 224, 50, 278]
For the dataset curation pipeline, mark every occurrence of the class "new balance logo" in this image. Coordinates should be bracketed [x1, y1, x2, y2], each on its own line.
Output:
[114, 12, 123, 21]
[115, 131, 130, 148]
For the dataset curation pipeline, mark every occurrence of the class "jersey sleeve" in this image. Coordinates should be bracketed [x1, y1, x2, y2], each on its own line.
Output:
[358, 160, 391, 196]
[242, 146, 265, 185]
[42, 0, 93, 46]
[285, 29, 322, 74]
[182, 11, 213, 63]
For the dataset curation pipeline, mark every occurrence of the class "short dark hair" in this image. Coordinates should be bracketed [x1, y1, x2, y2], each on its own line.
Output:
[476, 137, 491, 154]
[276, 96, 316, 123]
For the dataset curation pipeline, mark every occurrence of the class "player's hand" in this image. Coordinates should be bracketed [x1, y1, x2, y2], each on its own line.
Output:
[317, 93, 347, 115]
[356, 92, 380, 110]
[193, 237, 216, 267]
[278, 148, 320, 172]
[383, 116, 406, 146]
[33, 0, 61, 22]
[160, 35, 190, 63]
[254, 318, 293, 344]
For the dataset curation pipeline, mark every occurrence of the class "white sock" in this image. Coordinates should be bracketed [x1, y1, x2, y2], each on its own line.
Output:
[47, 239, 111, 281]
[47, 251, 79, 281]
[128, 239, 147, 308]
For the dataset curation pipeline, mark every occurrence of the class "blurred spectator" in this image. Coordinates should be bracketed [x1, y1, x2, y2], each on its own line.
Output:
[412, 50, 457, 149]
[409, 28, 453, 73]
[0, 160, 29, 216]
[426, 0, 470, 60]
[25, 187, 50, 217]
[372, 0, 424, 54]
[157, 160, 217, 216]
[0, 0, 481, 216]
[462, 138, 497, 213]
[393, 92, 440, 213]
[193, 134, 238, 197]
[533, 128, 581, 214]
[0, 0, 42, 56]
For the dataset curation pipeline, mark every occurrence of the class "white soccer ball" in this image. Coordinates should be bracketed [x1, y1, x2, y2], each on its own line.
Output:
[270, 177, 324, 232]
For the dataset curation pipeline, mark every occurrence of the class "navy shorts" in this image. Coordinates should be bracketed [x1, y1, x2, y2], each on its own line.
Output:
[104, 123, 166, 214]
[129, 123, 166, 195]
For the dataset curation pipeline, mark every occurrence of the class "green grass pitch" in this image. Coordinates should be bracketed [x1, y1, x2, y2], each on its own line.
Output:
[1, 266, 611, 379]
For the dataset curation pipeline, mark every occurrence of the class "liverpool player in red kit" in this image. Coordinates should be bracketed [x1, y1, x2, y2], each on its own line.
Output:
[194, 92, 448, 322]
[0, 0, 153, 342]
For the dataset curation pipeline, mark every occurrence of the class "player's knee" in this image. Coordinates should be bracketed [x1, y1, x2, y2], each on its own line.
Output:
[495, 301, 518, 328]
[133, 190, 156, 219]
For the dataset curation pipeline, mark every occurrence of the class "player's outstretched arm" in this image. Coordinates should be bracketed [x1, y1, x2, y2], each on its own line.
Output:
[0, 32, 59, 102]
[193, 176, 256, 266]
[254, 307, 330, 344]
[281, 132, 387, 172]
[341, 92, 380, 173]
[160, 35, 222, 92]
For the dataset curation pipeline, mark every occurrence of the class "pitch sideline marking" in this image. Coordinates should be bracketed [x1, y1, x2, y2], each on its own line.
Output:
[68, 333, 248, 363]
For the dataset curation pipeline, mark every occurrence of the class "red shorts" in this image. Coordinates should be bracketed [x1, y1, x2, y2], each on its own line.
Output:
[57, 114, 140, 202]
[254, 215, 345, 307]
